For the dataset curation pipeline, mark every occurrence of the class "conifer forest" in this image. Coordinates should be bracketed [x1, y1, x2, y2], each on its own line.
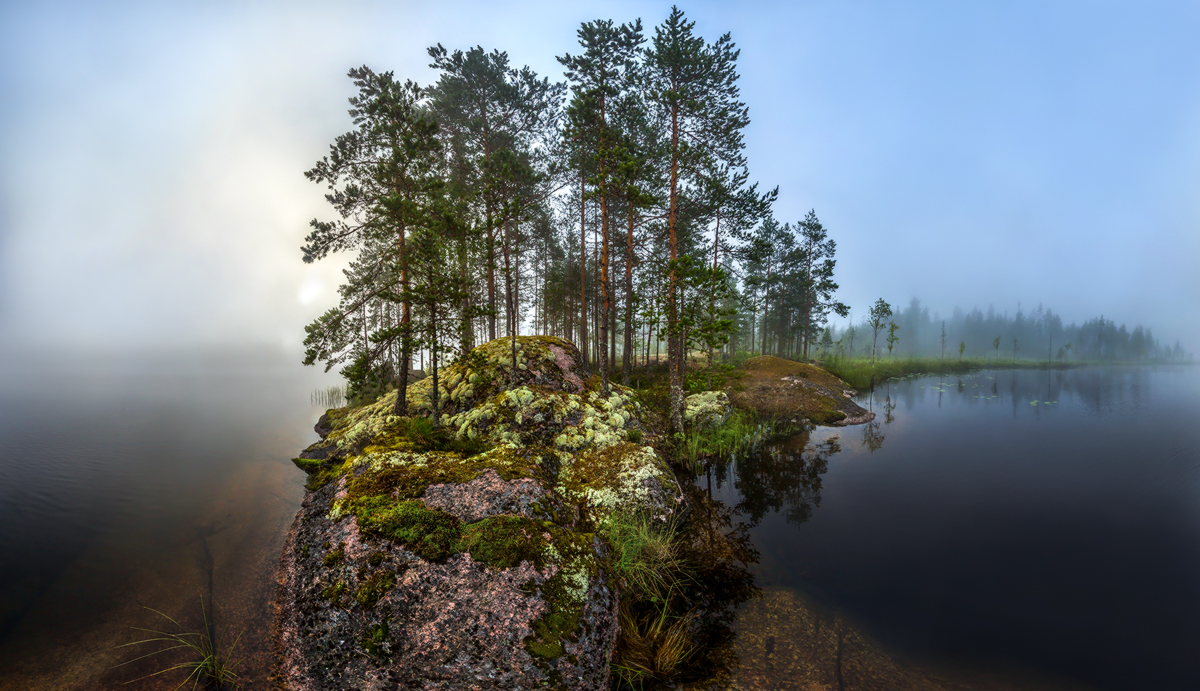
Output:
[299, 7, 1189, 430]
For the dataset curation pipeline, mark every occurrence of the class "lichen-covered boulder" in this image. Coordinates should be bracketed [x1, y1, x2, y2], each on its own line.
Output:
[685, 390, 733, 430]
[276, 337, 680, 690]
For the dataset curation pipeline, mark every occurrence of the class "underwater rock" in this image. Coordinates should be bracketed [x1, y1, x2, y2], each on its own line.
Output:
[685, 390, 734, 429]
[275, 337, 677, 690]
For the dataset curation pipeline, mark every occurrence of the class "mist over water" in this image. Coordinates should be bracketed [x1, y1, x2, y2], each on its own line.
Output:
[0, 351, 332, 690]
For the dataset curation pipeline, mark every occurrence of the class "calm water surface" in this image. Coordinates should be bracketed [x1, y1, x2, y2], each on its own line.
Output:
[716, 366, 1200, 690]
[0, 353, 329, 690]
[3, 358, 1197, 690]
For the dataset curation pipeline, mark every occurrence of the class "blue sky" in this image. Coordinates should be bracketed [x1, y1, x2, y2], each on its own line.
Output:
[1, 0, 1197, 355]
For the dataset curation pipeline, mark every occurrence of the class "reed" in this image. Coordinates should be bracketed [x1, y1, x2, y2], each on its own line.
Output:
[310, 385, 346, 409]
[114, 597, 242, 690]
[821, 356, 1075, 391]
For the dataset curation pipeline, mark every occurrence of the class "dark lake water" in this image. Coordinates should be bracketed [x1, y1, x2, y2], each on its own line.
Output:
[0, 352, 329, 690]
[1, 357, 1196, 690]
[715, 366, 1200, 691]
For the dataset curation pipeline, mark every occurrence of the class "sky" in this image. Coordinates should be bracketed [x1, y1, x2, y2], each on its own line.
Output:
[1, 0, 1198, 360]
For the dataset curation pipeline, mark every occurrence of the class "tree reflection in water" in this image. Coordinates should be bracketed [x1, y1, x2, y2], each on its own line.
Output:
[861, 418, 885, 453]
[713, 428, 841, 528]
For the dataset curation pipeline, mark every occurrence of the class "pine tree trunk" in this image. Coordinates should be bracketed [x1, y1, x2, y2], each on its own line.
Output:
[394, 218, 411, 417]
[578, 173, 589, 365]
[667, 104, 684, 433]
[623, 209, 634, 385]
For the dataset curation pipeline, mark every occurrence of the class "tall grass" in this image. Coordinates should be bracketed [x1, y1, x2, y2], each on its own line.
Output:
[310, 385, 346, 409]
[599, 512, 699, 686]
[821, 356, 1076, 391]
[678, 410, 800, 470]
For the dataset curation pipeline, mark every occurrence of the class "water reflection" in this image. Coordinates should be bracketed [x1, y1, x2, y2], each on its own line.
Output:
[711, 430, 840, 527]
[861, 419, 884, 453]
[711, 366, 1200, 691]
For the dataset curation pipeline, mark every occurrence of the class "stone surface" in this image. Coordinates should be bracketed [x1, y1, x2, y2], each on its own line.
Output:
[275, 337, 679, 690]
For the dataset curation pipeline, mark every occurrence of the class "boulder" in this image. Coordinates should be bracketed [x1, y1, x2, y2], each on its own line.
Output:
[685, 390, 734, 430]
[276, 337, 681, 690]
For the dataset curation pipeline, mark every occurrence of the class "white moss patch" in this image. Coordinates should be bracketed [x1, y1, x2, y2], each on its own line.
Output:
[684, 390, 733, 430]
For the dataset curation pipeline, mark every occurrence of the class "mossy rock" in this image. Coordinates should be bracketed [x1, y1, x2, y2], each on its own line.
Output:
[685, 390, 733, 429]
[558, 442, 681, 523]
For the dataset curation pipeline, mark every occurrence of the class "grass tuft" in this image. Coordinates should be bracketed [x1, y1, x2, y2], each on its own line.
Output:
[113, 597, 242, 690]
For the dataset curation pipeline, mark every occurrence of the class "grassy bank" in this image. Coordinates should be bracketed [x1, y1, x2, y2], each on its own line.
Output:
[820, 356, 1078, 391]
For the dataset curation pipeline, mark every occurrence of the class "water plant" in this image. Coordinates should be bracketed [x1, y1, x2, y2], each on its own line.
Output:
[114, 596, 242, 690]
[311, 385, 346, 408]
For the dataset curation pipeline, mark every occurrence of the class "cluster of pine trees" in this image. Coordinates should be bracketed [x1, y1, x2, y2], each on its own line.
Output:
[300, 8, 850, 432]
[817, 298, 1192, 363]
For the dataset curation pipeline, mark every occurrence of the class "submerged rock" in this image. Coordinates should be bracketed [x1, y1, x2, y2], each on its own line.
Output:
[275, 337, 681, 690]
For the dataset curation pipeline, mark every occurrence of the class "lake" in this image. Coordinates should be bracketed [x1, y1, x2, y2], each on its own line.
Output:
[0, 351, 330, 690]
[716, 365, 1200, 691]
[1, 358, 1196, 690]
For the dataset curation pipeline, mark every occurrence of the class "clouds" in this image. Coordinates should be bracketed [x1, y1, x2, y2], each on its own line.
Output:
[1, 0, 1197, 354]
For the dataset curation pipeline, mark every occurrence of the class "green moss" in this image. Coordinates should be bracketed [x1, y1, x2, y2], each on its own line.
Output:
[345, 445, 546, 507]
[355, 570, 397, 609]
[352, 497, 461, 562]
[299, 545, 309, 560]
[323, 542, 345, 567]
[367, 551, 385, 567]
[320, 580, 348, 606]
[459, 517, 551, 570]
[522, 529, 598, 663]
[360, 618, 390, 659]
[292, 457, 346, 491]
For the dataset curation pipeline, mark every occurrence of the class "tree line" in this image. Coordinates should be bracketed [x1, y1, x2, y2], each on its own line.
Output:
[300, 7, 851, 432]
[819, 298, 1192, 363]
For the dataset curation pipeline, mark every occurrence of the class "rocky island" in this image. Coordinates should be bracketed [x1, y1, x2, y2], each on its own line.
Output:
[273, 336, 871, 690]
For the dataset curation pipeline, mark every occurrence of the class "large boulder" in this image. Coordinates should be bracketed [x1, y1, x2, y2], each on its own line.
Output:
[276, 337, 681, 690]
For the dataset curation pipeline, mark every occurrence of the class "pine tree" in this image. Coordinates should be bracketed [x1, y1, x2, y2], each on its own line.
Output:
[645, 6, 750, 432]
[795, 210, 849, 359]
[559, 19, 644, 395]
[867, 299, 893, 365]
[301, 66, 443, 415]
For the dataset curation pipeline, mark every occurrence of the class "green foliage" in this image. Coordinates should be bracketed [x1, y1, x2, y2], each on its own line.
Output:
[678, 409, 762, 469]
[598, 512, 685, 601]
[340, 352, 394, 406]
[389, 416, 486, 457]
[866, 298, 893, 364]
[822, 355, 1076, 391]
[291, 457, 345, 491]
[886, 322, 899, 358]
